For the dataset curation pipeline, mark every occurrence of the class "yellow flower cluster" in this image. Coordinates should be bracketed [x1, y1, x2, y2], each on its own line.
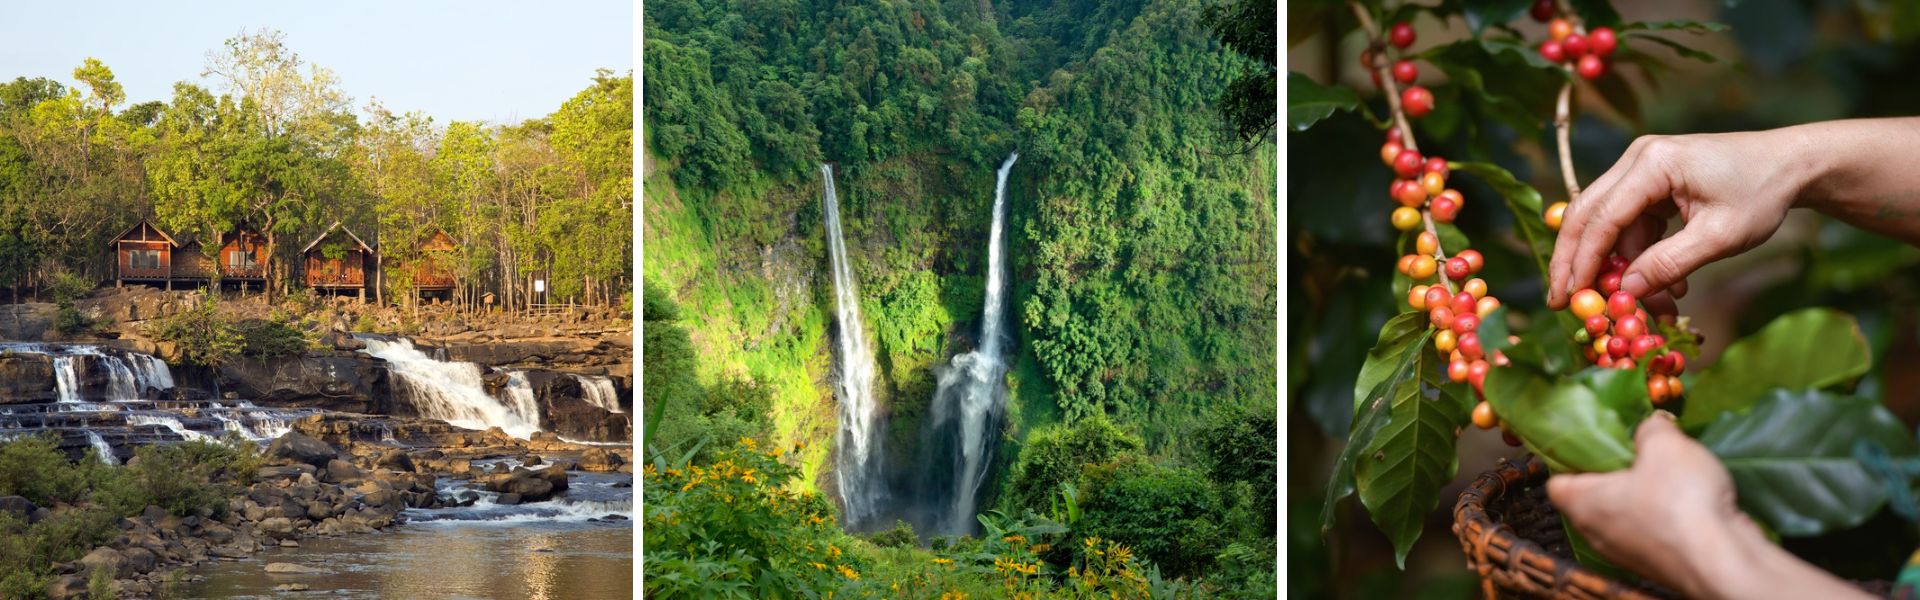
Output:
[932, 557, 953, 566]
[993, 557, 1040, 576]
[836, 564, 860, 580]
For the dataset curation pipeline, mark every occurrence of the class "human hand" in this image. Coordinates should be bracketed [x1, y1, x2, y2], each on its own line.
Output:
[1545, 131, 1816, 312]
[1548, 412, 1871, 600]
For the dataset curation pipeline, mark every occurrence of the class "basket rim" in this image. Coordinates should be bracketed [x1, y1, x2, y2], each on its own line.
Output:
[1451, 456, 1665, 600]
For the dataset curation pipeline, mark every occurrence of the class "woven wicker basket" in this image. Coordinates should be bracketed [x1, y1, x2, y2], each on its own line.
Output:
[1452, 457, 1669, 599]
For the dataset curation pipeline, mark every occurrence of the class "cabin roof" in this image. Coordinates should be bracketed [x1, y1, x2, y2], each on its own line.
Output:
[300, 222, 374, 255]
[106, 218, 179, 249]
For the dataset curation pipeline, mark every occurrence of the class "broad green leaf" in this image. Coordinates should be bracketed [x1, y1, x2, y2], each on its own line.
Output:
[1419, 39, 1567, 138]
[1569, 0, 1623, 27]
[1354, 312, 1430, 412]
[1458, 0, 1530, 34]
[1700, 389, 1919, 536]
[1506, 308, 1587, 376]
[1356, 349, 1472, 566]
[1483, 363, 1647, 473]
[1322, 320, 1434, 536]
[1478, 306, 1512, 357]
[1681, 309, 1871, 431]
[1288, 72, 1364, 131]
[1623, 33, 1725, 63]
[1620, 20, 1730, 34]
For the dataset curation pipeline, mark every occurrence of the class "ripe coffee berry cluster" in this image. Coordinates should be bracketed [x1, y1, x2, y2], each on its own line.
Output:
[1567, 256, 1688, 403]
[1365, 21, 1435, 118]
[1539, 18, 1617, 81]
[1383, 132, 1465, 230]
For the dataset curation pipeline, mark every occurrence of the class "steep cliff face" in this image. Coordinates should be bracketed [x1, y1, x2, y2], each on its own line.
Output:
[644, 153, 1006, 492]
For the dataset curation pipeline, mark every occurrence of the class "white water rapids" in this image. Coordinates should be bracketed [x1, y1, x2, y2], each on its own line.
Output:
[357, 337, 540, 439]
[926, 152, 1019, 535]
[822, 163, 886, 528]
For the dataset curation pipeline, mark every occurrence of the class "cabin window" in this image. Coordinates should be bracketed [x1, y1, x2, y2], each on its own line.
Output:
[129, 249, 162, 269]
[228, 249, 257, 270]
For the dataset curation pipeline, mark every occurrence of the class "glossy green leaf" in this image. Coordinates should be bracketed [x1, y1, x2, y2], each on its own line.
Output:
[1354, 312, 1430, 412]
[1681, 308, 1871, 431]
[1356, 349, 1472, 566]
[1419, 39, 1568, 138]
[1619, 20, 1730, 34]
[1447, 161, 1584, 339]
[1700, 389, 1919, 536]
[1569, 0, 1623, 27]
[1623, 33, 1725, 63]
[1322, 318, 1433, 537]
[1483, 363, 1647, 473]
[1289, 72, 1365, 131]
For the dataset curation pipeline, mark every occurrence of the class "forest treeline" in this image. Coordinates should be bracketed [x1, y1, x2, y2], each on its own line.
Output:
[0, 30, 631, 309]
[645, 0, 1276, 597]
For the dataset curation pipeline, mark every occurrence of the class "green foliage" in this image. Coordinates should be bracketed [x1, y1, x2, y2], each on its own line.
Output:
[1682, 308, 1872, 431]
[1207, 0, 1278, 142]
[0, 434, 94, 506]
[143, 295, 242, 367]
[1483, 363, 1649, 474]
[866, 520, 918, 549]
[644, 439, 861, 598]
[1076, 458, 1223, 578]
[0, 509, 117, 599]
[94, 437, 260, 518]
[232, 311, 314, 359]
[1699, 389, 1917, 537]
[42, 270, 93, 304]
[1287, 72, 1364, 132]
[1195, 403, 1277, 531]
[1000, 417, 1142, 518]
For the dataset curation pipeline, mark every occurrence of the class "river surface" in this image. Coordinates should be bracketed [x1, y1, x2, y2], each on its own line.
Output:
[182, 468, 633, 600]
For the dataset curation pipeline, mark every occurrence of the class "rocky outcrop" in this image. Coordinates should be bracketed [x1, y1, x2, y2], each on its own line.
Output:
[265, 432, 338, 468]
[0, 352, 55, 404]
[0, 303, 57, 341]
[522, 371, 631, 442]
[219, 354, 389, 413]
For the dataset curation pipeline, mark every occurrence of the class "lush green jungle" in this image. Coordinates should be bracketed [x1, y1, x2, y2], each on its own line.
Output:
[643, 0, 1278, 597]
[0, 29, 632, 309]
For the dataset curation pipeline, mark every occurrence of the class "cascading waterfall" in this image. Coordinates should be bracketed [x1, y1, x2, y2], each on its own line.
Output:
[53, 356, 81, 403]
[503, 372, 543, 426]
[356, 337, 541, 439]
[85, 430, 117, 465]
[822, 163, 886, 528]
[576, 375, 623, 414]
[923, 152, 1020, 535]
[128, 414, 210, 442]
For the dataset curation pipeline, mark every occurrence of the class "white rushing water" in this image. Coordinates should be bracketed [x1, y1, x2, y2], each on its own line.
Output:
[357, 337, 540, 439]
[127, 414, 211, 442]
[576, 375, 622, 414]
[502, 372, 543, 427]
[927, 152, 1020, 535]
[46, 346, 173, 402]
[53, 356, 81, 403]
[822, 163, 885, 528]
[86, 430, 117, 465]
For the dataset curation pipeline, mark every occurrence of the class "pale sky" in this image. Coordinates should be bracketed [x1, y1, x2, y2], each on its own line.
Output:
[0, 1, 633, 124]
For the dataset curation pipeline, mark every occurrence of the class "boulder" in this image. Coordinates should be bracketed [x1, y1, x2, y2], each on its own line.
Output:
[524, 370, 631, 442]
[0, 354, 56, 404]
[320, 458, 363, 484]
[219, 355, 386, 412]
[266, 432, 338, 468]
[577, 448, 625, 472]
[44, 575, 88, 600]
[265, 562, 323, 574]
[276, 583, 311, 592]
[374, 448, 415, 472]
[121, 547, 158, 575]
[496, 493, 523, 506]
[0, 495, 38, 522]
[79, 546, 128, 578]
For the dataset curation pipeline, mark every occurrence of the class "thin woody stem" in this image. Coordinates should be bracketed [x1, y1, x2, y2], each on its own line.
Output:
[1350, 1, 1454, 290]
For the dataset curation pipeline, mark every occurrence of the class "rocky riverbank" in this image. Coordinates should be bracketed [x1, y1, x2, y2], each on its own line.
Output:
[21, 414, 630, 599]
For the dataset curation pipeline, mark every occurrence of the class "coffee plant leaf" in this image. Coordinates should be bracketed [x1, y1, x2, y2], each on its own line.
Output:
[1682, 308, 1871, 431]
[1700, 389, 1919, 536]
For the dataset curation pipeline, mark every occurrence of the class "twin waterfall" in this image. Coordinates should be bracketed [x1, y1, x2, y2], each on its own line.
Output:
[824, 153, 1019, 536]
[924, 152, 1019, 535]
[822, 164, 886, 528]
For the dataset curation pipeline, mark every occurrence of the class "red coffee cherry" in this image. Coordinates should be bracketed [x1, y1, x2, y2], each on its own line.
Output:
[1563, 33, 1589, 58]
[1631, 335, 1661, 360]
[1394, 149, 1425, 179]
[1531, 0, 1555, 22]
[1606, 335, 1628, 359]
[1615, 315, 1647, 341]
[1456, 249, 1485, 274]
[1577, 54, 1607, 80]
[1570, 289, 1607, 320]
[1423, 157, 1449, 178]
[1604, 255, 1630, 274]
[1450, 359, 1471, 383]
[1459, 332, 1484, 360]
[1424, 286, 1451, 310]
[1390, 22, 1416, 48]
[1402, 86, 1434, 118]
[1393, 60, 1418, 84]
[1430, 306, 1455, 329]
[1452, 291, 1477, 316]
[1387, 127, 1403, 144]
[1468, 359, 1490, 389]
[1472, 401, 1497, 429]
[1540, 39, 1565, 63]
[1599, 271, 1623, 296]
[1584, 315, 1610, 337]
[1549, 18, 1573, 41]
[1648, 376, 1670, 403]
[1606, 291, 1636, 319]
[1396, 180, 1429, 207]
[1445, 257, 1471, 280]
[1453, 313, 1480, 335]
[1381, 141, 1405, 167]
[1590, 27, 1618, 57]
[1430, 193, 1461, 223]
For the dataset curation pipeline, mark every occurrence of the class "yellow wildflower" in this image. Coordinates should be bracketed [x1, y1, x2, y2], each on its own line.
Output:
[827, 545, 842, 558]
[810, 562, 827, 570]
[932, 558, 953, 566]
[740, 436, 757, 449]
[836, 565, 860, 580]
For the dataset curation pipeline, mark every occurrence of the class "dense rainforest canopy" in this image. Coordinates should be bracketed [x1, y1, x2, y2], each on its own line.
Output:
[0, 30, 632, 308]
[644, 0, 1277, 596]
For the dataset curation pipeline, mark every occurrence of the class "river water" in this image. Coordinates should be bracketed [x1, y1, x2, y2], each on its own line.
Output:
[181, 467, 634, 599]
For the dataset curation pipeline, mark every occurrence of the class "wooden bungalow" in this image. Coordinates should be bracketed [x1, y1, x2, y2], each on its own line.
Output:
[301, 222, 374, 300]
[110, 219, 180, 288]
[111, 219, 274, 290]
[408, 230, 458, 297]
